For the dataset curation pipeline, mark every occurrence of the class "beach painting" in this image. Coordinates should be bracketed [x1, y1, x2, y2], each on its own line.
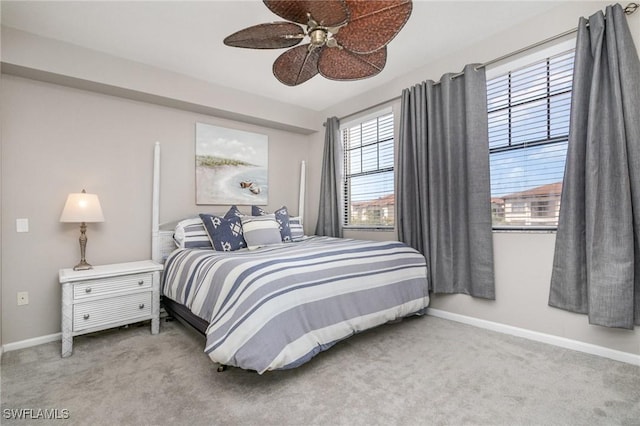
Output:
[195, 122, 268, 205]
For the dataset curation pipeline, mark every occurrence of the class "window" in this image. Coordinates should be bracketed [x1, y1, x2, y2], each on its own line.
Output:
[342, 110, 395, 228]
[488, 48, 575, 228]
[531, 200, 551, 218]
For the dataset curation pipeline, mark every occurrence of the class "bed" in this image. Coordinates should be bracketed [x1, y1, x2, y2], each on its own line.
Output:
[150, 143, 430, 374]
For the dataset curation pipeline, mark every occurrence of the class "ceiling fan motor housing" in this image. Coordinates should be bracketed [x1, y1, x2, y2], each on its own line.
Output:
[309, 28, 328, 47]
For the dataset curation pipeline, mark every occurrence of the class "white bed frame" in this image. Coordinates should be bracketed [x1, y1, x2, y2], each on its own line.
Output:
[150, 142, 306, 263]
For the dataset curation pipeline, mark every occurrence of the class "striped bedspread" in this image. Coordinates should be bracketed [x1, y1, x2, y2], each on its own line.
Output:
[162, 236, 429, 374]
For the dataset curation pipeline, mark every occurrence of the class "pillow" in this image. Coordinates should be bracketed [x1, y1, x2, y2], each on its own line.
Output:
[199, 214, 246, 252]
[225, 205, 244, 219]
[251, 205, 268, 216]
[289, 216, 305, 242]
[172, 208, 242, 249]
[241, 214, 283, 250]
[251, 205, 292, 242]
[173, 217, 213, 249]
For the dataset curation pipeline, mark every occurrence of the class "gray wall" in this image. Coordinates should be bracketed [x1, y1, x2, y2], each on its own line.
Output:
[433, 233, 639, 354]
[0, 75, 312, 344]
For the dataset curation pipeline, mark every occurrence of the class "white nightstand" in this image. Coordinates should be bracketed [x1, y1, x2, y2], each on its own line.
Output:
[59, 260, 163, 357]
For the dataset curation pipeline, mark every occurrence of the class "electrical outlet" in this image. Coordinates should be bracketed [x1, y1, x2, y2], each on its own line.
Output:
[17, 291, 29, 306]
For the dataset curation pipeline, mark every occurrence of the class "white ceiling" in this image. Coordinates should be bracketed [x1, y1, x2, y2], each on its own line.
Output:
[1, 1, 564, 111]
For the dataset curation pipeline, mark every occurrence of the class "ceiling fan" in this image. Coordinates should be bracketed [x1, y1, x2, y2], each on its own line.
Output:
[223, 0, 413, 86]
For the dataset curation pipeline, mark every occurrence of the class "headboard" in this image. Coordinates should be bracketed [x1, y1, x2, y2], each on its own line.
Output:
[150, 142, 306, 263]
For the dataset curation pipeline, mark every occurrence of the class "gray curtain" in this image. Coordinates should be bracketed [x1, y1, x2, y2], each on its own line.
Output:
[315, 116, 343, 237]
[397, 64, 495, 299]
[549, 4, 640, 329]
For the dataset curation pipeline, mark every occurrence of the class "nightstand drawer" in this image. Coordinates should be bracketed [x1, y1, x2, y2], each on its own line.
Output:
[73, 273, 152, 300]
[73, 292, 152, 331]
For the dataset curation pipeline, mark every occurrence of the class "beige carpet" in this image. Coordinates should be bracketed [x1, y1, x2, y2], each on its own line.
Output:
[1, 315, 639, 425]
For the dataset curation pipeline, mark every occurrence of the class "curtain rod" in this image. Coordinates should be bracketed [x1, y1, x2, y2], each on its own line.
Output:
[334, 96, 401, 124]
[454, 2, 639, 79]
[330, 2, 638, 124]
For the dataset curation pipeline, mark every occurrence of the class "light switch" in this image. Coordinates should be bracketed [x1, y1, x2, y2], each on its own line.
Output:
[16, 218, 29, 233]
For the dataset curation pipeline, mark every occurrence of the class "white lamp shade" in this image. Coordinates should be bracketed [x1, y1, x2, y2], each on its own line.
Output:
[60, 192, 105, 223]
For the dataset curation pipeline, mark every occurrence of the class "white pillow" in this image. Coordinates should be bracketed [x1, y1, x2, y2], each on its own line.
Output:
[173, 217, 213, 249]
[289, 216, 304, 241]
[241, 215, 283, 250]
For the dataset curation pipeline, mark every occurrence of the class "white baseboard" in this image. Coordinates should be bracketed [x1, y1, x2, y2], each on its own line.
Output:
[2, 313, 638, 367]
[2, 332, 61, 353]
[426, 308, 640, 367]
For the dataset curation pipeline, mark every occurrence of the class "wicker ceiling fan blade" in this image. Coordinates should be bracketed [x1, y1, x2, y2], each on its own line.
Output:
[335, 0, 412, 54]
[223, 22, 305, 49]
[318, 47, 387, 81]
[264, 0, 349, 27]
[273, 44, 322, 86]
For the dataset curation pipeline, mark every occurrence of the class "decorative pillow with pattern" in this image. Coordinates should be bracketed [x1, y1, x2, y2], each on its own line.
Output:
[251, 205, 268, 216]
[225, 205, 244, 219]
[251, 205, 292, 242]
[199, 213, 246, 251]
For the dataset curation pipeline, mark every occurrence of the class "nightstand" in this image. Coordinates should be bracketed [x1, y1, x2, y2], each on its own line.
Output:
[59, 260, 163, 357]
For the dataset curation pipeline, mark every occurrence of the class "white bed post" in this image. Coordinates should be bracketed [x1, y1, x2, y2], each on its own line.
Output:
[151, 142, 161, 263]
[298, 160, 306, 226]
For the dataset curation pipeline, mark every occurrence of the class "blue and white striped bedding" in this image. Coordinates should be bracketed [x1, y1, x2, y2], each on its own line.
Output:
[161, 236, 430, 374]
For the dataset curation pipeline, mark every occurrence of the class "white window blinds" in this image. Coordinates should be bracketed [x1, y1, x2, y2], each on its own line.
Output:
[342, 111, 395, 228]
[488, 49, 574, 228]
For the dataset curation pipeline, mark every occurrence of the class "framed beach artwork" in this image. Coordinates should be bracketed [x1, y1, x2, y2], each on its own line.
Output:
[195, 122, 268, 205]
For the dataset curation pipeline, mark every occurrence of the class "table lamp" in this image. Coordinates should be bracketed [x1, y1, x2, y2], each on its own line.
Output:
[60, 189, 105, 270]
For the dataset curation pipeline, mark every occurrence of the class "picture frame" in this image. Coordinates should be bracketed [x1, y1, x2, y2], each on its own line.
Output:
[195, 122, 268, 205]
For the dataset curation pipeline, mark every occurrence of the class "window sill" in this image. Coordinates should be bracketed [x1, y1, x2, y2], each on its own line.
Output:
[492, 226, 557, 233]
[343, 226, 395, 232]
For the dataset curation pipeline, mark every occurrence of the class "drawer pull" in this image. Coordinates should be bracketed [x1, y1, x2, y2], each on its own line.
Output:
[85, 288, 92, 293]
[138, 280, 144, 286]
[139, 303, 145, 309]
[83, 314, 90, 320]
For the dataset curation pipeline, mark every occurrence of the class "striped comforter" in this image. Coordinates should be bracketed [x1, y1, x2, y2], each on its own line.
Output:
[162, 236, 429, 374]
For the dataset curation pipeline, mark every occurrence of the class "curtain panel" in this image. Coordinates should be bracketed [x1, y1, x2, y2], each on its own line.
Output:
[315, 116, 344, 238]
[549, 4, 640, 329]
[397, 64, 495, 299]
